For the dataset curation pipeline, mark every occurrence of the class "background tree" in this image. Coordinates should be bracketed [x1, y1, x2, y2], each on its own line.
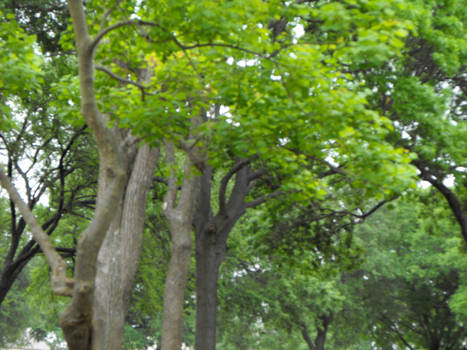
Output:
[352, 0, 467, 239]
[333, 193, 467, 350]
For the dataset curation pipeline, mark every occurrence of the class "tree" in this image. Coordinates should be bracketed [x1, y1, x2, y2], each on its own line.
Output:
[1, 4, 159, 350]
[334, 194, 467, 349]
[354, 0, 467, 240]
[215, 193, 364, 350]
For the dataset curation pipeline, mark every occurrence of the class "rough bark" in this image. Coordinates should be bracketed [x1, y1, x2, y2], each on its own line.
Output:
[161, 143, 199, 350]
[2, 2, 157, 349]
[194, 231, 225, 350]
[59, 2, 130, 349]
[93, 145, 159, 350]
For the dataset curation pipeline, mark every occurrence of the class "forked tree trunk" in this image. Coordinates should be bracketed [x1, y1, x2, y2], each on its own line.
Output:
[300, 314, 332, 350]
[193, 163, 257, 350]
[93, 145, 158, 349]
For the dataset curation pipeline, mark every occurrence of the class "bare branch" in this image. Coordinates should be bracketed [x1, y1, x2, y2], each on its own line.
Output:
[414, 161, 467, 241]
[67, 0, 119, 152]
[171, 37, 276, 62]
[99, 2, 122, 33]
[91, 19, 161, 53]
[96, 65, 146, 91]
[351, 198, 395, 220]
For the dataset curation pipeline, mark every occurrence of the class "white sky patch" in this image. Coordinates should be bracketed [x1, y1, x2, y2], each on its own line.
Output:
[443, 174, 455, 187]
[236, 59, 258, 67]
[220, 106, 240, 127]
[325, 154, 339, 167]
[401, 130, 410, 140]
[292, 23, 305, 39]
[271, 72, 281, 81]
[220, 105, 231, 117]
[417, 175, 455, 189]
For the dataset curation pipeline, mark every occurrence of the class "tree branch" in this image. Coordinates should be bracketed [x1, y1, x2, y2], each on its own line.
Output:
[96, 65, 147, 91]
[91, 19, 162, 53]
[0, 166, 73, 296]
[351, 198, 395, 221]
[219, 159, 251, 214]
[245, 190, 283, 209]
[67, 0, 120, 155]
[416, 164, 467, 241]
[163, 142, 178, 210]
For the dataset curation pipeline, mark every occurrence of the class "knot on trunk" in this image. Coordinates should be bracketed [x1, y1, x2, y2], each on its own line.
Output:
[207, 223, 217, 234]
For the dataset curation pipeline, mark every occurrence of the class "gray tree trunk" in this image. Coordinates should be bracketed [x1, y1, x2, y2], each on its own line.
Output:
[93, 145, 158, 350]
[161, 143, 199, 350]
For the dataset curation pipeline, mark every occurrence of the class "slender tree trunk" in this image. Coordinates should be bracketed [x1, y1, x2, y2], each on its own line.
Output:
[93, 145, 158, 350]
[161, 144, 199, 350]
[314, 327, 327, 350]
[300, 322, 315, 350]
[161, 232, 193, 350]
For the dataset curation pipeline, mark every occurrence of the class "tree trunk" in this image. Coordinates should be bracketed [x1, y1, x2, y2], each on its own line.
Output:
[193, 162, 263, 350]
[194, 228, 225, 350]
[161, 144, 199, 350]
[299, 314, 332, 350]
[0, 257, 31, 305]
[93, 145, 158, 350]
[300, 322, 315, 350]
[161, 234, 193, 350]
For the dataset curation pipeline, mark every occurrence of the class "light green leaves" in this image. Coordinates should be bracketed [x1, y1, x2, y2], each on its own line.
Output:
[0, 10, 43, 131]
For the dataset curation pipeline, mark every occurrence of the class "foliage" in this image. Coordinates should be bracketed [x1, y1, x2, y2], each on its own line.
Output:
[216, 212, 347, 350]
[332, 193, 467, 349]
[56, 0, 420, 203]
[0, 270, 30, 346]
[0, 0, 465, 349]
[0, 10, 43, 131]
